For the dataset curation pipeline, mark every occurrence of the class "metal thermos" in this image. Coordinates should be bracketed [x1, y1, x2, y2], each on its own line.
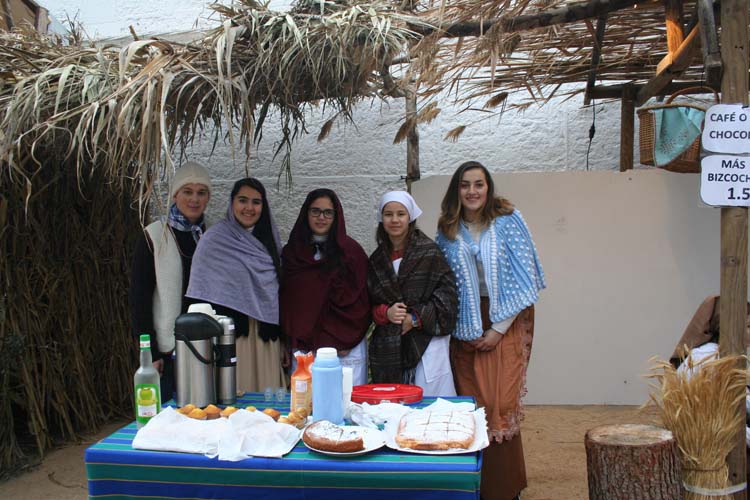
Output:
[215, 316, 237, 405]
[174, 312, 222, 407]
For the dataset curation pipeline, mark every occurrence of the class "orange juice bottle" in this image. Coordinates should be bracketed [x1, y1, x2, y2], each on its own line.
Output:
[290, 351, 314, 414]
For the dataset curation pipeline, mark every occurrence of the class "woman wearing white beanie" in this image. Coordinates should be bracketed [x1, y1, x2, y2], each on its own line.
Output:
[129, 161, 212, 400]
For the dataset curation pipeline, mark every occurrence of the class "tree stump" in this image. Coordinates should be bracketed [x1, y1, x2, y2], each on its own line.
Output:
[586, 424, 682, 500]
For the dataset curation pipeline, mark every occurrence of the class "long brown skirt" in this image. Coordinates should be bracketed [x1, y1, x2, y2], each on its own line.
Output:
[451, 300, 535, 500]
[236, 319, 287, 394]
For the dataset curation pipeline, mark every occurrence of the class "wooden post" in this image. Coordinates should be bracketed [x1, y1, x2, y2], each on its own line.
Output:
[2, 0, 14, 30]
[718, 0, 749, 498]
[620, 84, 635, 171]
[586, 424, 682, 500]
[696, 0, 722, 88]
[663, 0, 684, 54]
[405, 88, 420, 194]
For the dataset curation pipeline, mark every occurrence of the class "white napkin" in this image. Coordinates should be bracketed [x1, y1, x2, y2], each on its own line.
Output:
[349, 401, 411, 428]
[132, 407, 301, 461]
[218, 410, 301, 461]
[132, 407, 228, 458]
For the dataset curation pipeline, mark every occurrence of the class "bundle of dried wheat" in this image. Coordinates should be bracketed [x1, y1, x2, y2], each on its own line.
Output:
[648, 353, 748, 500]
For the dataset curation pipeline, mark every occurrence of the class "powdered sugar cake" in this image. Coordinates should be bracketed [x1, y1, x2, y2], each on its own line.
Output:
[395, 411, 475, 451]
[303, 420, 364, 453]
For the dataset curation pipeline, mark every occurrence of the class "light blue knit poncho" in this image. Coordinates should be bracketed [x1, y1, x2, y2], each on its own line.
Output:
[436, 210, 546, 341]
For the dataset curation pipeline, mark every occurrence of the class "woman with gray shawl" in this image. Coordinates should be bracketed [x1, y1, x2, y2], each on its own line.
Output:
[367, 191, 458, 396]
[186, 178, 286, 393]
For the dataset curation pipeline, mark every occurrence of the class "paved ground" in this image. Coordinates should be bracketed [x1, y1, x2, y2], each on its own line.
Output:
[0, 405, 661, 499]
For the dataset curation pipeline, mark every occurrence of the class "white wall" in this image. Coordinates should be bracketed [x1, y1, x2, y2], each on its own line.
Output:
[414, 170, 746, 404]
[39, 0, 733, 405]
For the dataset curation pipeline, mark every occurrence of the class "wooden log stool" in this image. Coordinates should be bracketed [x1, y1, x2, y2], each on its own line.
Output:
[585, 424, 682, 500]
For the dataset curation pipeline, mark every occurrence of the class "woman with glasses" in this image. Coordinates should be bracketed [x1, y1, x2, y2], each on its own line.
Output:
[280, 189, 371, 384]
[367, 191, 457, 395]
[186, 178, 286, 393]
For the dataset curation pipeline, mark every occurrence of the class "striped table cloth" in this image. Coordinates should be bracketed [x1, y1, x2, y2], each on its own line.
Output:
[86, 394, 481, 499]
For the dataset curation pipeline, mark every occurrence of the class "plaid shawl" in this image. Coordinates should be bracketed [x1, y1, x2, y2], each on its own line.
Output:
[367, 229, 458, 384]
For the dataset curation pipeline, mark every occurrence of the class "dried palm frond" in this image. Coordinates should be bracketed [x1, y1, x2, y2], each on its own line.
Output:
[647, 353, 748, 500]
[444, 124, 466, 141]
[0, 0, 433, 199]
[393, 116, 416, 144]
[416, 100, 441, 124]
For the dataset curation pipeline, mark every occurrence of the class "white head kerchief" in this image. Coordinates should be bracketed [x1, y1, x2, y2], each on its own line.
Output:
[378, 191, 423, 222]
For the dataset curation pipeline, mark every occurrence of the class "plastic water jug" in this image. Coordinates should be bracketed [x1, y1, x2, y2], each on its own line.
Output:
[311, 347, 343, 424]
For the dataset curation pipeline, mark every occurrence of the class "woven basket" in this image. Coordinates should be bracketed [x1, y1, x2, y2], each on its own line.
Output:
[637, 86, 718, 173]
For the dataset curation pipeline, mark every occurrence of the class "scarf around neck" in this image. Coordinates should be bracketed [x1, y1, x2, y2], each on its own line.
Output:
[436, 209, 545, 341]
[367, 229, 457, 384]
[186, 202, 282, 325]
[167, 203, 205, 242]
[280, 191, 370, 352]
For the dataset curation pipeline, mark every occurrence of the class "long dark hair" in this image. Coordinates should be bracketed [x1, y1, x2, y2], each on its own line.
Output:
[300, 188, 343, 269]
[231, 178, 281, 274]
[437, 160, 514, 239]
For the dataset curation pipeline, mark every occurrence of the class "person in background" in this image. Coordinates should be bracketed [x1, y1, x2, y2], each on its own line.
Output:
[670, 295, 750, 489]
[436, 161, 545, 500]
[129, 161, 212, 400]
[367, 191, 458, 395]
[280, 189, 371, 385]
[186, 178, 286, 393]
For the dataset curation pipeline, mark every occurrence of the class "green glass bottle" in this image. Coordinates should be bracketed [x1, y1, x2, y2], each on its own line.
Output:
[134, 334, 161, 428]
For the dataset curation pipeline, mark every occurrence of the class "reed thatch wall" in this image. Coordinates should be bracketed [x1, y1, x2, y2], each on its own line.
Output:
[0, 157, 140, 477]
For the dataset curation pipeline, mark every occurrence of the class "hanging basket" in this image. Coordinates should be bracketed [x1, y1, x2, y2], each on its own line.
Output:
[637, 86, 719, 173]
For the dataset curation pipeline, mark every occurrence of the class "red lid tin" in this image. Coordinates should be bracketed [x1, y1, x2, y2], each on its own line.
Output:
[351, 384, 423, 404]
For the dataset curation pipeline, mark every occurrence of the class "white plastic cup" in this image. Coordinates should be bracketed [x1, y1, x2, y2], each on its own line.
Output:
[342, 366, 353, 419]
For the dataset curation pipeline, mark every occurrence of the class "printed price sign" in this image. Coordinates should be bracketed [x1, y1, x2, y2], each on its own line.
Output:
[702, 104, 750, 154]
[700, 155, 750, 206]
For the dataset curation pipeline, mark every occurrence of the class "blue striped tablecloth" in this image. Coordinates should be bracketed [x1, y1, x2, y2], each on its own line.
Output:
[86, 394, 482, 499]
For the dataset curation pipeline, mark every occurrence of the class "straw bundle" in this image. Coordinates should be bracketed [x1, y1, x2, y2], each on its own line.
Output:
[0, 158, 140, 477]
[647, 353, 748, 500]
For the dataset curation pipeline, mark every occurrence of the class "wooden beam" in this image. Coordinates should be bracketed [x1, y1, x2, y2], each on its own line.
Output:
[635, 23, 700, 106]
[589, 81, 709, 100]
[405, 88, 420, 193]
[410, 0, 638, 37]
[584, 15, 607, 106]
[2, 0, 14, 30]
[663, 0, 684, 54]
[718, 0, 749, 497]
[619, 84, 635, 171]
[697, 0, 722, 88]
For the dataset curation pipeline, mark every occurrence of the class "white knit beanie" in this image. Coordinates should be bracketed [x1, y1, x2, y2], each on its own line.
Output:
[170, 161, 212, 198]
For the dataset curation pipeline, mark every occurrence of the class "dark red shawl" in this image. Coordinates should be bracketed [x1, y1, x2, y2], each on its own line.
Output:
[280, 190, 371, 352]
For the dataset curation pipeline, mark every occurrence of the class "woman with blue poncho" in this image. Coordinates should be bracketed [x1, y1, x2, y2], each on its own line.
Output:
[436, 161, 545, 500]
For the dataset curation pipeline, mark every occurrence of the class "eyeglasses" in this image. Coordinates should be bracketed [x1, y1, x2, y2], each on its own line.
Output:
[309, 208, 335, 219]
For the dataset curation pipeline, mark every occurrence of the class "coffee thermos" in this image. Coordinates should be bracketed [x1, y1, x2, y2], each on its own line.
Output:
[215, 316, 237, 405]
[174, 312, 223, 407]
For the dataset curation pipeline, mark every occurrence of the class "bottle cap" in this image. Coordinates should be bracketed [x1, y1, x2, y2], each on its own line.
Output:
[316, 347, 337, 360]
[187, 302, 217, 318]
[139, 334, 150, 350]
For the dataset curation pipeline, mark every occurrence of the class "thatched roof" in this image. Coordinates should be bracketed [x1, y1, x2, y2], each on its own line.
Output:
[0, 0, 731, 192]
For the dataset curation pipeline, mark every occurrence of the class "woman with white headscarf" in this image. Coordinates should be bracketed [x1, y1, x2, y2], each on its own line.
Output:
[367, 191, 458, 396]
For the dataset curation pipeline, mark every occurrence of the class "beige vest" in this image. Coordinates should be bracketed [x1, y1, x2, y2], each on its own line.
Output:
[144, 221, 182, 354]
